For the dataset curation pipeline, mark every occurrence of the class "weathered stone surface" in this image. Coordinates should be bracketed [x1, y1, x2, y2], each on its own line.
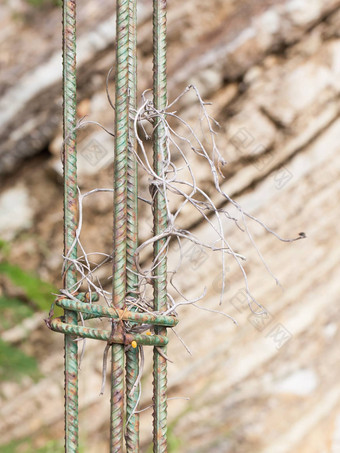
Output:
[0, 185, 33, 240]
[1, 1, 340, 452]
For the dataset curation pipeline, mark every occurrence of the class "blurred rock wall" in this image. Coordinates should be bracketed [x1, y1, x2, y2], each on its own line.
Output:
[1, 0, 340, 452]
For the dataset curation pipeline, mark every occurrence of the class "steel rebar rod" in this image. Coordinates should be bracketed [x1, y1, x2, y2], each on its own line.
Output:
[62, 0, 79, 450]
[152, 1, 168, 451]
[125, 0, 139, 449]
[56, 299, 178, 327]
[111, 0, 130, 451]
[51, 318, 169, 346]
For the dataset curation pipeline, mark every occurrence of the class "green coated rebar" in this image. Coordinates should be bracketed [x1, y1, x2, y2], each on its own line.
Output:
[56, 299, 178, 327]
[152, 1, 168, 451]
[56, 2, 174, 451]
[50, 318, 169, 346]
[111, 0, 130, 451]
[125, 0, 139, 450]
[62, 0, 79, 451]
[75, 292, 99, 302]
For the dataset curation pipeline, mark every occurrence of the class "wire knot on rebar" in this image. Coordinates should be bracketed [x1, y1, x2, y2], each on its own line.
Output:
[49, 291, 178, 348]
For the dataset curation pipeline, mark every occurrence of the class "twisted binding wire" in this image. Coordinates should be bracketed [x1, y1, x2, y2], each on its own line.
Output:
[152, 1, 168, 451]
[125, 0, 140, 450]
[111, 0, 130, 451]
[62, 0, 79, 451]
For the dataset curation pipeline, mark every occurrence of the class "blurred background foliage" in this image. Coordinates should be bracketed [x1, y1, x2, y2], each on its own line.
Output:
[0, 238, 57, 383]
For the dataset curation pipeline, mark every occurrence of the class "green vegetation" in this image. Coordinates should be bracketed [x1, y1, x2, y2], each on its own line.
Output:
[167, 423, 182, 452]
[1, 438, 64, 453]
[0, 238, 10, 256]
[35, 441, 65, 453]
[0, 239, 57, 383]
[0, 338, 40, 382]
[26, 0, 61, 8]
[0, 296, 34, 331]
[1, 437, 87, 453]
[0, 262, 56, 312]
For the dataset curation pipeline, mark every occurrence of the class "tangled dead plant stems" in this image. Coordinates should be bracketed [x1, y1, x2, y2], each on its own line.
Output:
[50, 80, 305, 401]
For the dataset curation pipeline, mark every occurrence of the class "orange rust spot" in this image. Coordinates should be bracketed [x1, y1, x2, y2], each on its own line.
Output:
[131, 340, 137, 349]
[68, 199, 78, 214]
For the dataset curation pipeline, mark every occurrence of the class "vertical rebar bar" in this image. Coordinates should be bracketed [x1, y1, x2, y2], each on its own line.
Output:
[62, 0, 78, 451]
[152, 1, 168, 451]
[111, 0, 130, 451]
[125, 0, 140, 451]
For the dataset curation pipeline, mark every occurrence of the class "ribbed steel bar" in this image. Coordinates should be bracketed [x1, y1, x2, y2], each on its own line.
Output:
[152, 1, 168, 451]
[56, 299, 178, 327]
[50, 318, 169, 346]
[62, 0, 79, 450]
[125, 0, 139, 449]
[74, 292, 99, 302]
[111, 0, 130, 451]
